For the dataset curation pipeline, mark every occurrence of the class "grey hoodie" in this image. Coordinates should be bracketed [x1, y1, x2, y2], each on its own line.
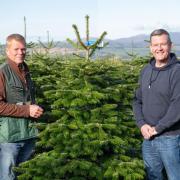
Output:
[133, 53, 180, 135]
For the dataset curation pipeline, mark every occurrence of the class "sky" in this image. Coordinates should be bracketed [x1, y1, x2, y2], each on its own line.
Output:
[0, 0, 180, 43]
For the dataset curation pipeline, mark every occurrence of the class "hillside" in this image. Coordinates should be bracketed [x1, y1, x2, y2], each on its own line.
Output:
[1, 32, 180, 59]
[53, 32, 180, 59]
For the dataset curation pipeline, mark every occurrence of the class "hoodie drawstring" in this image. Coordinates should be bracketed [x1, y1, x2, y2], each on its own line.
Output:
[149, 69, 160, 89]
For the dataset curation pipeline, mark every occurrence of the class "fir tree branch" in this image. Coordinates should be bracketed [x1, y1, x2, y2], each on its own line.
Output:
[72, 53, 85, 59]
[72, 24, 87, 50]
[86, 15, 89, 42]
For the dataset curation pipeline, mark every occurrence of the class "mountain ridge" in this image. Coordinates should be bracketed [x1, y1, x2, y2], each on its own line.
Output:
[52, 32, 180, 49]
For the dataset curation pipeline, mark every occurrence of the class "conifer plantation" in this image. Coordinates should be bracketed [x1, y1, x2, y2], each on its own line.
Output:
[10, 52, 149, 179]
[0, 15, 150, 180]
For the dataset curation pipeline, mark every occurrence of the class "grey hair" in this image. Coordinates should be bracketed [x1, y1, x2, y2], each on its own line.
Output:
[6, 34, 26, 48]
[150, 29, 172, 44]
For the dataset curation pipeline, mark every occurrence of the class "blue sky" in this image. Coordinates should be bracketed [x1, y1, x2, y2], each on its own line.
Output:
[0, 0, 180, 43]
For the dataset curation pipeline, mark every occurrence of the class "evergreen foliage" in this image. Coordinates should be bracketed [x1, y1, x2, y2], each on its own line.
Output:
[67, 15, 108, 61]
[13, 53, 148, 179]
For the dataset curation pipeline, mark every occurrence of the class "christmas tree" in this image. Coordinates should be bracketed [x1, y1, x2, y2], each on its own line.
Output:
[15, 53, 147, 179]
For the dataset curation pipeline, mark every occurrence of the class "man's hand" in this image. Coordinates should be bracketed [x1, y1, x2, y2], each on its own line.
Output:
[151, 127, 158, 136]
[29, 104, 43, 118]
[140, 124, 154, 139]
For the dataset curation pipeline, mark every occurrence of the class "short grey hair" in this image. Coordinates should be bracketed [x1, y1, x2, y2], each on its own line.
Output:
[6, 34, 26, 48]
[150, 29, 172, 44]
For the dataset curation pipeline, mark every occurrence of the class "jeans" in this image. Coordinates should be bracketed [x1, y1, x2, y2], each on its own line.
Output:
[142, 135, 180, 180]
[0, 138, 36, 180]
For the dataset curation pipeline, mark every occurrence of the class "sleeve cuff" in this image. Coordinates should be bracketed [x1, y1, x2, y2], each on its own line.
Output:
[136, 119, 146, 129]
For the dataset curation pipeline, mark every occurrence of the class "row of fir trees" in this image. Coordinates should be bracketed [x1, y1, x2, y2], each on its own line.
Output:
[0, 50, 149, 180]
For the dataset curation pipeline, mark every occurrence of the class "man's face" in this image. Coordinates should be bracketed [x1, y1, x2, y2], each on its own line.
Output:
[6, 39, 26, 65]
[150, 34, 172, 62]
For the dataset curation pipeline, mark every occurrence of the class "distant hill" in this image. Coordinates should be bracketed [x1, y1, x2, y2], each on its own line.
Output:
[5, 32, 177, 60]
[108, 34, 149, 48]
[108, 32, 180, 48]
[96, 32, 180, 58]
[31, 32, 180, 49]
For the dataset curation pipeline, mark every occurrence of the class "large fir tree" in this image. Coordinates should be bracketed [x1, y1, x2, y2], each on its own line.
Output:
[14, 53, 148, 180]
